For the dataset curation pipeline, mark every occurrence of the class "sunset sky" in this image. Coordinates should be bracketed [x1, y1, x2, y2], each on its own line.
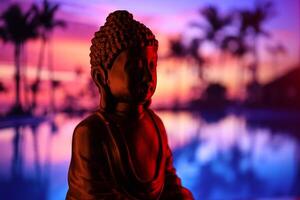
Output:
[0, 0, 299, 107]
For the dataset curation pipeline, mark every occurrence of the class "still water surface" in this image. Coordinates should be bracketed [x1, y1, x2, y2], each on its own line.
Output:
[0, 111, 299, 200]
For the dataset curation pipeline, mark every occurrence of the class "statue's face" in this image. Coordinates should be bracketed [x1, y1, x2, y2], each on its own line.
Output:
[107, 46, 157, 103]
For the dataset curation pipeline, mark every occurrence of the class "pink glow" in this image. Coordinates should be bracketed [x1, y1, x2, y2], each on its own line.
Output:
[0, 0, 299, 107]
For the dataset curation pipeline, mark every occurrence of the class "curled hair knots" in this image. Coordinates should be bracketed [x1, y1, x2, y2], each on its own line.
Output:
[106, 10, 133, 23]
[90, 10, 158, 74]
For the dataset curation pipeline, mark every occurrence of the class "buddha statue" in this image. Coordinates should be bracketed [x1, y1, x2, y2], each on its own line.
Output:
[66, 10, 194, 200]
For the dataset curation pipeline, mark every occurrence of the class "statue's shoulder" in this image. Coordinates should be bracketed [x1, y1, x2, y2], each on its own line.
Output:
[71, 112, 110, 159]
[147, 109, 166, 133]
[73, 111, 109, 140]
[147, 108, 162, 123]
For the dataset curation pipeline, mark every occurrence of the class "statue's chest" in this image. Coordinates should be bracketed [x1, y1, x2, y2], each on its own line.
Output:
[121, 119, 160, 181]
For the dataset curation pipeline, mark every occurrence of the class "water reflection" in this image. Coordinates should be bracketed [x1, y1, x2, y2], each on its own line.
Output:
[0, 123, 49, 199]
[0, 111, 299, 200]
[164, 112, 300, 200]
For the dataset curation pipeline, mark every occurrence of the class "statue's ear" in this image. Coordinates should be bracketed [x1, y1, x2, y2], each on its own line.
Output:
[91, 67, 107, 88]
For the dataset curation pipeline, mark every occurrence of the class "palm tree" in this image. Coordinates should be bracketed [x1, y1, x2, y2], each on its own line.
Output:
[221, 34, 250, 99]
[0, 4, 38, 114]
[190, 5, 232, 82]
[191, 6, 232, 48]
[31, 0, 66, 113]
[188, 38, 206, 80]
[169, 38, 188, 59]
[169, 38, 206, 79]
[238, 1, 274, 83]
[168, 37, 207, 102]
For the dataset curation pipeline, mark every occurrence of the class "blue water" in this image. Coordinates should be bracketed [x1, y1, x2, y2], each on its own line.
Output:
[0, 111, 299, 200]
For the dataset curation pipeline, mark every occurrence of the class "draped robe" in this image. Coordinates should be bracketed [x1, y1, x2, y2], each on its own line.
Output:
[66, 109, 194, 200]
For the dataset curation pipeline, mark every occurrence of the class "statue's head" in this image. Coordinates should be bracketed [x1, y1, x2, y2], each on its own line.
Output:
[90, 10, 158, 111]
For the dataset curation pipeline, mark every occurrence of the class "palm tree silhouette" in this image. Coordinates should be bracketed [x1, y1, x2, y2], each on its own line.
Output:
[31, 0, 66, 113]
[238, 1, 274, 83]
[221, 34, 250, 99]
[169, 38, 188, 59]
[190, 5, 232, 81]
[188, 38, 205, 80]
[191, 6, 231, 48]
[169, 38, 206, 79]
[168, 37, 207, 101]
[0, 4, 38, 114]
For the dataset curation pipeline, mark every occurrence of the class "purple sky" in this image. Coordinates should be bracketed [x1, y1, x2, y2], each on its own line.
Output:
[0, 0, 299, 104]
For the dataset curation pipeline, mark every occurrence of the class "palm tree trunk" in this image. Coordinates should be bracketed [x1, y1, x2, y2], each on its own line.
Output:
[32, 38, 46, 110]
[14, 43, 22, 109]
[22, 44, 30, 111]
[48, 37, 56, 114]
[252, 34, 259, 83]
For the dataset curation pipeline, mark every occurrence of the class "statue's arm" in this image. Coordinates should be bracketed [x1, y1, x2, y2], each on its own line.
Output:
[161, 144, 194, 200]
[152, 112, 194, 200]
[66, 122, 129, 200]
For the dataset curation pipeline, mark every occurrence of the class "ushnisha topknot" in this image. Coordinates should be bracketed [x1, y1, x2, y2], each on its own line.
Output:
[90, 10, 158, 73]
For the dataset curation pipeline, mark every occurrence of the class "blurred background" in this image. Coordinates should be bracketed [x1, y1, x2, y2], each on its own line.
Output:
[0, 0, 299, 199]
